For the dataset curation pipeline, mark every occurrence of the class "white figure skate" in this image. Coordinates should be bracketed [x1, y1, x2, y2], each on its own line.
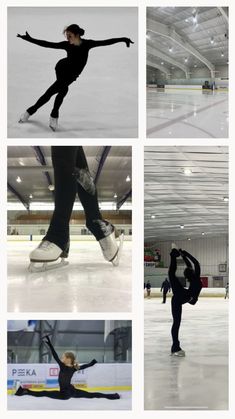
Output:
[18, 111, 30, 123]
[49, 117, 58, 131]
[99, 229, 124, 267]
[171, 349, 185, 357]
[28, 240, 69, 273]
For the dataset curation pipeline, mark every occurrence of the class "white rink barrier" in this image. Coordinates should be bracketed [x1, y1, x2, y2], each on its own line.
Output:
[8, 363, 131, 391]
[144, 287, 226, 298]
[7, 235, 132, 242]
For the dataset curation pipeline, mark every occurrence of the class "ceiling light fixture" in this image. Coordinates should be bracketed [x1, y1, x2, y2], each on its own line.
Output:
[180, 225, 185, 229]
[201, 232, 205, 236]
[16, 176, 22, 183]
[210, 37, 214, 44]
[48, 184, 55, 191]
[151, 215, 156, 219]
[126, 175, 131, 182]
[182, 168, 192, 176]
[114, 193, 117, 198]
[184, 57, 188, 63]
[29, 194, 33, 199]
[223, 197, 229, 202]
[161, 61, 164, 65]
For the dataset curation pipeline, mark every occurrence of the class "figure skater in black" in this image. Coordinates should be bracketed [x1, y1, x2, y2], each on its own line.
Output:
[28, 146, 124, 272]
[15, 335, 120, 400]
[168, 245, 202, 356]
[17, 24, 134, 131]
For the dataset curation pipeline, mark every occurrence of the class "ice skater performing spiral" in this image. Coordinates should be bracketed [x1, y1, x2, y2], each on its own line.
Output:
[29, 146, 124, 272]
[15, 335, 120, 401]
[17, 24, 134, 131]
[169, 244, 202, 357]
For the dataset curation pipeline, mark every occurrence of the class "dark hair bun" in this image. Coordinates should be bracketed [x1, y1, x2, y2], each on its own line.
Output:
[64, 24, 85, 36]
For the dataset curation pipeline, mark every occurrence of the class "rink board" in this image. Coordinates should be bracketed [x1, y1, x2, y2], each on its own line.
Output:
[8, 363, 132, 393]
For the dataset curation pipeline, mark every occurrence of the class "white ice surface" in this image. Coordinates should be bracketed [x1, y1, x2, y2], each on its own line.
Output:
[8, 8, 138, 138]
[7, 240, 132, 312]
[144, 298, 228, 410]
[8, 391, 131, 410]
[147, 89, 228, 138]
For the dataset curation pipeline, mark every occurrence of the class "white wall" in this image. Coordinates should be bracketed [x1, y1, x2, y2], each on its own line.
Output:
[8, 224, 132, 236]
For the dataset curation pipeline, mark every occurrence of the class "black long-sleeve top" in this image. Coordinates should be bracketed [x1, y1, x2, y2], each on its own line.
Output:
[46, 339, 95, 392]
[23, 36, 127, 79]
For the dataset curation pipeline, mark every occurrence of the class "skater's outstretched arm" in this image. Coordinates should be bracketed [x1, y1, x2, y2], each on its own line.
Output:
[179, 250, 193, 269]
[180, 250, 201, 278]
[17, 31, 67, 49]
[79, 359, 98, 371]
[43, 336, 63, 366]
[88, 37, 134, 49]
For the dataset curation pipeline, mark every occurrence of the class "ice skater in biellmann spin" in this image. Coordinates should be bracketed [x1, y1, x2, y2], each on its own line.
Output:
[15, 335, 120, 400]
[168, 244, 202, 357]
[17, 24, 134, 131]
[28, 146, 124, 272]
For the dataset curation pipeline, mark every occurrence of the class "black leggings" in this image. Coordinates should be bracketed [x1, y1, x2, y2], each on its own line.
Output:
[44, 146, 105, 250]
[24, 387, 118, 400]
[27, 65, 76, 118]
[169, 257, 190, 352]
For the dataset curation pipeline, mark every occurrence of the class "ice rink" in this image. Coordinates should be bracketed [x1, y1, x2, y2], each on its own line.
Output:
[7, 240, 132, 312]
[144, 297, 228, 410]
[8, 7, 138, 138]
[147, 89, 228, 138]
[8, 391, 131, 410]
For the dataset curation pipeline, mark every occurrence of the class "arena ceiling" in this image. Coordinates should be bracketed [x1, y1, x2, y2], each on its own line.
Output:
[144, 146, 228, 241]
[147, 7, 228, 76]
[7, 146, 132, 211]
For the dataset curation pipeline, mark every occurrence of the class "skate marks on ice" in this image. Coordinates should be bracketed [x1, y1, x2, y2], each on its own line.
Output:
[144, 298, 228, 410]
[8, 391, 132, 411]
[7, 240, 132, 312]
[147, 90, 228, 138]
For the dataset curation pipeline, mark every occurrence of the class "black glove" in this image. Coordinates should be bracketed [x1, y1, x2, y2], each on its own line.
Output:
[17, 31, 31, 41]
[170, 249, 180, 258]
[90, 359, 98, 366]
[123, 38, 134, 47]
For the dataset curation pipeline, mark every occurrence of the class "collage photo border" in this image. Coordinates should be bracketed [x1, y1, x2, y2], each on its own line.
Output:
[0, 0, 234, 418]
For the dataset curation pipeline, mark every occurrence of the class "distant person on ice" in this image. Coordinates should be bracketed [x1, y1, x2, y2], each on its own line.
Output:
[160, 277, 171, 304]
[15, 335, 120, 400]
[17, 24, 134, 131]
[146, 280, 151, 298]
[168, 244, 202, 357]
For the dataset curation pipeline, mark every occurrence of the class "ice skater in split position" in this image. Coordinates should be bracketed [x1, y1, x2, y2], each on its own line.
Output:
[29, 146, 124, 272]
[15, 335, 120, 400]
[169, 244, 202, 357]
[17, 24, 134, 131]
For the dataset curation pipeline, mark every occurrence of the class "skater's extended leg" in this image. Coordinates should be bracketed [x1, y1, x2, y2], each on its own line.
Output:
[27, 81, 59, 116]
[71, 387, 120, 400]
[15, 387, 69, 399]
